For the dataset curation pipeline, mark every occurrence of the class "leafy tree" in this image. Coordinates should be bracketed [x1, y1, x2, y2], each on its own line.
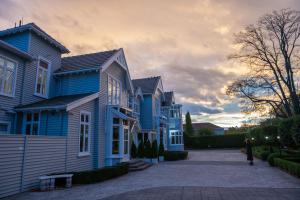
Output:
[227, 9, 300, 117]
[185, 112, 194, 135]
[197, 128, 214, 136]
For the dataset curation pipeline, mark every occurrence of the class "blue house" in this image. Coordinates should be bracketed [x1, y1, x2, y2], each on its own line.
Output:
[0, 23, 183, 198]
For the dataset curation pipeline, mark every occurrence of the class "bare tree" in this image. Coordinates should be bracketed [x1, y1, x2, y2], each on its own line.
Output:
[227, 9, 300, 117]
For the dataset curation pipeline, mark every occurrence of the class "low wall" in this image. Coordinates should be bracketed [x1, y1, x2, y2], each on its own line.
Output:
[0, 135, 67, 198]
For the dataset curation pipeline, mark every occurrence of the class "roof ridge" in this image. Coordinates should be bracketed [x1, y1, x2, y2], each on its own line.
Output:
[62, 49, 119, 59]
[132, 76, 161, 81]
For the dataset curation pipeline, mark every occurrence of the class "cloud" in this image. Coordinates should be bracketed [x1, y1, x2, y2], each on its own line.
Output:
[1, 0, 299, 127]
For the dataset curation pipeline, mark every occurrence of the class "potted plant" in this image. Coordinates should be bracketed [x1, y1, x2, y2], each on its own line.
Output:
[130, 142, 137, 159]
[144, 140, 152, 163]
[158, 142, 164, 161]
[151, 140, 158, 164]
[137, 140, 144, 159]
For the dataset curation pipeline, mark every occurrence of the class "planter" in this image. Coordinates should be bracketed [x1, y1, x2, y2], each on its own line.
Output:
[159, 156, 164, 162]
[144, 158, 152, 163]
[151, 158, 158, 164]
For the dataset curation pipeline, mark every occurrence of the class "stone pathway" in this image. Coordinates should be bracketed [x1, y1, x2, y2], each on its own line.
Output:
[5, 150, 300, 200]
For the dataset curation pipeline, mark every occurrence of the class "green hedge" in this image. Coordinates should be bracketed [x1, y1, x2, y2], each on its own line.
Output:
[164, 151, 188, 161]
[72, 162, 129, 184]
[185, 134, 245, 149]
[274, 158, 300, 178]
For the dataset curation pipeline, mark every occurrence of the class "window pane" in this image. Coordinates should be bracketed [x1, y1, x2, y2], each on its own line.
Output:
[26, 113, 32, 122]
[171, 135, 175, 144]
[33, 113, 39, 121]
[32, 124, 38, 135]
[4, 70, 13, 94]
[124, 142, 128, 154]
[26, 124, 31, 135]
[113, 118, 119, 124]
[6, 61, 15, 71]
[85, 132, 89, 152]
[81, 114, 84, 122]
[85, 115, 89, 123]
[80, 125, 84, 152]
[113, 127, 119, 140]
[112, 141, 119, 154]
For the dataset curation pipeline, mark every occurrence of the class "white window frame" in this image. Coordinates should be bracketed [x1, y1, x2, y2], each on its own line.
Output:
[0, 55, 18, 97]
[107, 74, 122, 105]
[78, 111, 91, 157]
[170, 130, 183, 145]
[24, 112, 40, 135]
[0, 121, 11, 134]
[123, 126, 129, 155]
[34, 56, 51, 98]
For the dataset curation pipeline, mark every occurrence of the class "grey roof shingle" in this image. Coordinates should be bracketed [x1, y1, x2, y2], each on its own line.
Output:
[15, 93, 94, 110]
[56, 49, 118, 73]
[0, 23, 69, 53]
[0, 40, 33, 61]
[132, 76, 161, 94]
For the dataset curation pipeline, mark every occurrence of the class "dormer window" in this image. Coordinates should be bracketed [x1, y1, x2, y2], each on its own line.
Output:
[35, 57, 50, 98]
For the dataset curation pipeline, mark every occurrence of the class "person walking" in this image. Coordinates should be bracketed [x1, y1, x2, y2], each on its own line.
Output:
[245, 139, 254, 165]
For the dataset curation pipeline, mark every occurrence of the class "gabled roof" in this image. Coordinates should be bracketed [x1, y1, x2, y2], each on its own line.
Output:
[0, 23, 69, 53]
[184, 123, 223, 130]
[0, 40, 33, 61]
[15, 92, 99, 111]
[132, 76, 161, 94]
[163, 91, 174, 106]
[56, 49, 118, 73]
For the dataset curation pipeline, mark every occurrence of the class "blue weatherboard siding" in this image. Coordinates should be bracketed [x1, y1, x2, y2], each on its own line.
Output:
[39, 111, 68, 136]
[140, 95, 153, 129]
[1, 32, 30, 52]
[56, 73, 100, 96]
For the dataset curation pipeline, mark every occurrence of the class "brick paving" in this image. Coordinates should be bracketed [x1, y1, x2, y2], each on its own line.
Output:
[5, 150, 300, 200]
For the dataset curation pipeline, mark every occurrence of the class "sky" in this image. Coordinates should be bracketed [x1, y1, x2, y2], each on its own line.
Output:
[1, 0, 299, 127]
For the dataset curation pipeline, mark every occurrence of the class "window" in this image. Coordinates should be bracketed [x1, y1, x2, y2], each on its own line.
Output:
[0, 121, 11, 134]
[112, 126, 119, 154]
[79, 112, 91, 155]
[35, 58, 50, 97]
[170, 131, 183, 145]
[0, 56, 17, 97]
[170, 107, 181, 118]
[108, 76, 121, 105]
[124, 128, 129, 155]
[25, 112, 40, 135]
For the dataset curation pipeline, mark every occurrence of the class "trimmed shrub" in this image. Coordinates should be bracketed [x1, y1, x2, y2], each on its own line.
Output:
[137, 141, 144, 158]
[130, 142, 137, 159]
[144, 140, 152, 159]
[274, 158, 300, 178]
[267, 152, 282, 166]
[159, 142, 165, 156]
[260, 151, 270, 161]
[152, 140, 158, 158]
[185, 134, 245, 149]
[72, 162, 129, 184]
[164, 151, 188, 161]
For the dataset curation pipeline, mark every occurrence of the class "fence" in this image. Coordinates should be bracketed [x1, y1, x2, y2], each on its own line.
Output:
[0, 135, 67, 198]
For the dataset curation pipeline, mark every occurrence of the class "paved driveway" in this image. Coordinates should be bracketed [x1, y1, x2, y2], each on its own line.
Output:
[6, 150, 300, 200]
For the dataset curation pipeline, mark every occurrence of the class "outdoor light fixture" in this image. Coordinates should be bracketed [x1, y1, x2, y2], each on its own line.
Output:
[265, 136, 269, 140]
[277, 136, 280, 139]
[251, 137, 255, 140]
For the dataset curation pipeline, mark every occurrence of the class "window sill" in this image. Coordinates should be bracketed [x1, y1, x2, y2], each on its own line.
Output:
[0, 92, 15, 98]
[78, 152, 90, 157]
[34, 93, 48, 99]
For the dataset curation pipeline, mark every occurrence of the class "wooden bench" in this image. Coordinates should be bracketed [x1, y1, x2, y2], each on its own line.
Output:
[39, 174, 73, 191]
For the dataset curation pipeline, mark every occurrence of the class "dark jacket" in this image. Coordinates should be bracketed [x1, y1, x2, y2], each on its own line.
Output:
[246, 141, 253, 161]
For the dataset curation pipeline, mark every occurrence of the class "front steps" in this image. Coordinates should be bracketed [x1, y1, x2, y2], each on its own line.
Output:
[128, 159, 152, 171]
